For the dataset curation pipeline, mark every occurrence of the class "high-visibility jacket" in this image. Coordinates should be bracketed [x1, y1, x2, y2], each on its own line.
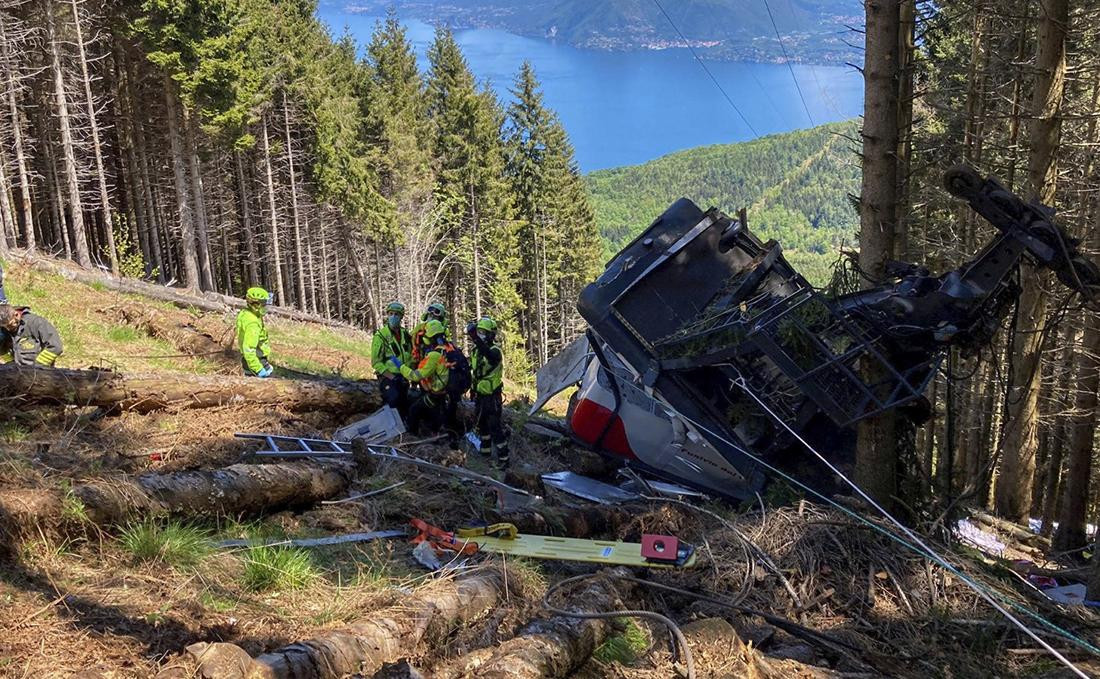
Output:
[411, 319, 450, 362]
[401, 348, 449, 395]
[472, 343, 503, 395]
[236, 307, 271, 375]
[0, 308, 62, 367]
[371, 325, 413, 378]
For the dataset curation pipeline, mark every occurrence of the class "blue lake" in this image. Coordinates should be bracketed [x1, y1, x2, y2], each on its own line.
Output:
[316, 7, 864, 172]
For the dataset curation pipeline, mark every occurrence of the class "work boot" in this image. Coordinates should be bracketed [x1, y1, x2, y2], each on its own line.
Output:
[492, 441, 510, 470]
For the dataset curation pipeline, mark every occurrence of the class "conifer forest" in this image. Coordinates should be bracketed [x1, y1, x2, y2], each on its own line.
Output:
[0, 0, 601, 370]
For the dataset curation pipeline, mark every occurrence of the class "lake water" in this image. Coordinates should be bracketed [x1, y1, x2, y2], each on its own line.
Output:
[316, 8, 864, 172]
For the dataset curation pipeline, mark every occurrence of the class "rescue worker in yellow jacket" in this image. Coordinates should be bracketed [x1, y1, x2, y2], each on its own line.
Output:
[237, 287, 274, 377]
[371, 301, 414, 415]
[0, 305, 62, 367]
[468, 316, 509, 468]
[411, 301, 449, 362]
[400, 319, 449, 435]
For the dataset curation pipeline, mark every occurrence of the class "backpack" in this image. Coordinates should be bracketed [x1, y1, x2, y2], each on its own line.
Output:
[443, 342, 472, 394]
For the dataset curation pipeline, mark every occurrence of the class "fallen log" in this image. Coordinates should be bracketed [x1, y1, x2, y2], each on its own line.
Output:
[0, 461, 353, 542]
[972, 510, 1050, 549]
[74, 460, 354, 524]
[437, 569, 631, 679]
[157, 570, 503, 679]
[114, 305, 237, 368]
[17, 250, 354, 329]
[0, 364, 380, 413]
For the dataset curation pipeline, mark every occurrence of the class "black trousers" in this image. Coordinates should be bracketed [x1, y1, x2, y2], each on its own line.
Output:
[407, 390, 446, 435]
[378, 376, 410, 417]
[443, 388, 465, 447]
[475, 390, 507, 446]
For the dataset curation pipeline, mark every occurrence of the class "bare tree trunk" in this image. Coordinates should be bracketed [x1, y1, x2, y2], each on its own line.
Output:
[855, 0, 902, 508]
[186, 115, 214, 290]
[995, 0, 1068, 523]
[164, 80, 201, 288]
[1040, 418, 1066, 539]
[0, 154, 13, 253]
[1054, 284, 1100, 552]
[125, 54, 164, 281]
[234, 151, 259, 285]
[319, 221, 331, 318]
[46, 4, 91, 266]
[0, 17, 33, 250]
[68, 0, 118, 273]
[282, 91, 307, 310]
[1003, 4, 1032, 191]
[260, 115, 285, 302]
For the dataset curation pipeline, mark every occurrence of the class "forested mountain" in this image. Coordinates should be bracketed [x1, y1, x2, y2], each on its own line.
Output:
[586, 120, 858, 282]
[338, 0, 863, 64]
[0, 1, 600, 371]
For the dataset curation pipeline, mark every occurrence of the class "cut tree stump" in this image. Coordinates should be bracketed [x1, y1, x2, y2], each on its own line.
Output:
[156, 570, 504, 679]
[0, 461, 353, 543]
[0, 364, 380, 413]
[437, 569, 632, 679]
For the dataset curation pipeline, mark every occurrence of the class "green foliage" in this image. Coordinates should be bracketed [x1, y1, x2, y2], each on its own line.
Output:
[587, 121, 859, 287]
[505, 62, 602, 363]
[0, 421, 30, 443]
[59, 486, 89, 524]
[594, 618, 649, 664]
[131, 0, 268, 140]
[112, 219, 156, 280]
[120, 520, 212, 568]
[241, 546, 317, 591]
[107, 326, 142, 343]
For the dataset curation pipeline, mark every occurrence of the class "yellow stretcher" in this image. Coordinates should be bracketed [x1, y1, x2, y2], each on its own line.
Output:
[452, 523, 697, 569]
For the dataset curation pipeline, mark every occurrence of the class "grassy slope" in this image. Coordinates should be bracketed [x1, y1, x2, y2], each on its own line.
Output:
[586, 120, 859, 283]
[1, 258, 375, 378]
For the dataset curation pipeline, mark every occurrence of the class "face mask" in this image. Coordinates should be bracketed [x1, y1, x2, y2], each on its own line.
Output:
[251, 303, 267, 316]
[388, 314, 401, 328]
[477, 330, 490, 343]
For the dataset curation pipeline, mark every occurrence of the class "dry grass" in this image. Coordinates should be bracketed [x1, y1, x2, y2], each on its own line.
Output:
[1, 258, 375, 378]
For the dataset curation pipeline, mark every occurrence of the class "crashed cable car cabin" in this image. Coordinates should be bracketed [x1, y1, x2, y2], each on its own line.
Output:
[564, 165, 1100, 501]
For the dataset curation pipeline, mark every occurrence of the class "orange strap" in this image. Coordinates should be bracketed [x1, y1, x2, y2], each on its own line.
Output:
[409, 518, 479, 555]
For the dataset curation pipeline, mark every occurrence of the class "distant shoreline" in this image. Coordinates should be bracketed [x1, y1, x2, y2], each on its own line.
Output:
[339, 3, 862, 68]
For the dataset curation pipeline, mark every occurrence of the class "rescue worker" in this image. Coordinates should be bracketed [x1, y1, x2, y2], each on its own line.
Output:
[371, 301, 414, 415]
[0, 304, 62, 367]
[468, 316, 509, 468]
[412, 301, 449, 362]
[400, 319, 450, 435]
[237, 287, 274, 377]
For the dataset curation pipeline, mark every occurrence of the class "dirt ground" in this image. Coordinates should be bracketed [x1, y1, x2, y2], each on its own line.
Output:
[2, 264, 1100, 678]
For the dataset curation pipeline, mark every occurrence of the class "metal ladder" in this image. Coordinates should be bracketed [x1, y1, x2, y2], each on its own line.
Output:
[235, 433, 353, 457]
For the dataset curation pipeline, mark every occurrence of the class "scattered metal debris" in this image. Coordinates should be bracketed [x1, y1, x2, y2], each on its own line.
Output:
[541, 471, 639, 504]
[215, 529, 406, 550]
[333, 406, 405, 443]
[321, 481, 407, 505]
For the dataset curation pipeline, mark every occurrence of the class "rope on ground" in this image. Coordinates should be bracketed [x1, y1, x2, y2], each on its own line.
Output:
[679, 370, 1096, 679]
[543, 573, 696, 679]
